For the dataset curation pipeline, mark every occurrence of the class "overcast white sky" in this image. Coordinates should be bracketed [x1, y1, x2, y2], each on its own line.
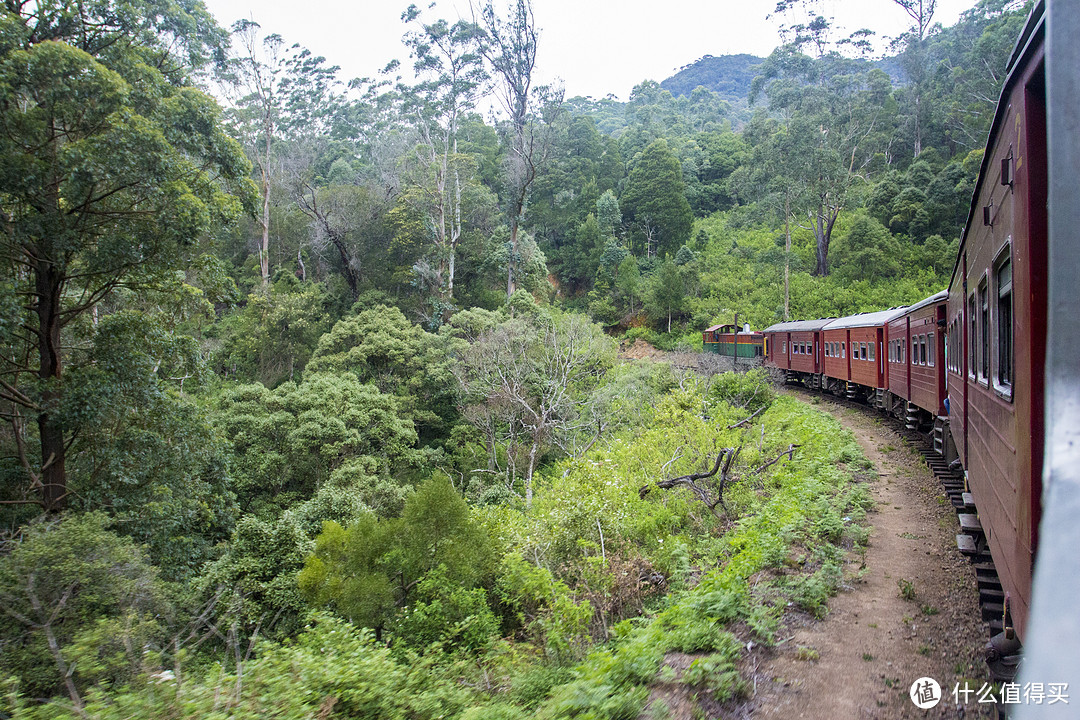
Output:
[201, 0, 978, 101]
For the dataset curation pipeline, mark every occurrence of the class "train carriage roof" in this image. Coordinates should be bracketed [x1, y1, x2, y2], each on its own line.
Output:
[761, 318, 834, 333]
[898, 290, 948, 318]
[822, 307, 909, 330]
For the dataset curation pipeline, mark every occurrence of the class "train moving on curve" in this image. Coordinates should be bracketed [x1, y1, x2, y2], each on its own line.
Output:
[757, 1, 1079, 698]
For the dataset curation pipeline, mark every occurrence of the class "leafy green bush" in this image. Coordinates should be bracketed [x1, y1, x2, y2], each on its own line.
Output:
[0, 513, 168, 701]
[299, 477, 495, 643]
[708, 368, 776, 413]
[393, 567, 500, 652]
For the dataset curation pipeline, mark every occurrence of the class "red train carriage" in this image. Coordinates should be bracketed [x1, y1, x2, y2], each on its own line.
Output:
[947, 2, 1047, 643]
[886, 291, 948, 424]
[820, 308, 907, 403]
[762, 319, 832, 386]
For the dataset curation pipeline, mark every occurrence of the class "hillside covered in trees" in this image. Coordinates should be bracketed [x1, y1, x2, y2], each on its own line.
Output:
[0, 0, 1032, 717]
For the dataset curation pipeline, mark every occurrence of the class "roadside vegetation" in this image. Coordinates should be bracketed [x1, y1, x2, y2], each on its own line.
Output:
[0, 0, 1029, 716]
[2, 372, 876, 719]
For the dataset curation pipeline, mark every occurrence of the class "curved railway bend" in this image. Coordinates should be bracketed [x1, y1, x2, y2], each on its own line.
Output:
[750, 389, 994, 719]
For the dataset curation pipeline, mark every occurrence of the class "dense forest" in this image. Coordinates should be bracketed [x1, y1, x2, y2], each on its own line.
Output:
[0, 0, 1031, 717]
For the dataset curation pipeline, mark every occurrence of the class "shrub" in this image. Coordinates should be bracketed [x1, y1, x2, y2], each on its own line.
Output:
[708, 368, 776, 414]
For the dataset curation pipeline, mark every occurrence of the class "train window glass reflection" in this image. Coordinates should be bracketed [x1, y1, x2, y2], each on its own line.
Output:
[968, 294, 977, 378]
[996, 251, 1013, 397]
[979, 278, 990, 383]
[868, 342, 875, 361]
[921, 334, 928, 365]
[928, 333, 935, 367]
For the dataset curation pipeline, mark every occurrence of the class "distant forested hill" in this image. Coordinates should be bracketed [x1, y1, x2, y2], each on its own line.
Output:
[660, 53, 764, 101]
[660, 52, 906, 102]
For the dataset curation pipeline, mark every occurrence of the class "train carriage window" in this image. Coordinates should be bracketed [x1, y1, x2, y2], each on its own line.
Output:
[928, 333, 935, 367]
[841, 342, 845, 358]
[918, 335, 926, 365]
[995, 250, 1013, 397]
[860, 343, 867, 360]
[968, 294, 978, 378]
[978, 278, 990, 383]
[783, 341, 787, 354]
[868, 342, 875, 361]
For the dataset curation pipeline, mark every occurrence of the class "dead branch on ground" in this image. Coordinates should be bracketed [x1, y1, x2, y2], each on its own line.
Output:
[727, 405, 766, 429]
[639, 446, 740, 516]
[752, 444, 799, 475]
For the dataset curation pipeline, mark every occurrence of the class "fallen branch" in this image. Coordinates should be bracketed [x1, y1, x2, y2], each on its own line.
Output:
[640, 446, 741, 516]
[727, 405, 766, 429]
[752, 444, 800, 475]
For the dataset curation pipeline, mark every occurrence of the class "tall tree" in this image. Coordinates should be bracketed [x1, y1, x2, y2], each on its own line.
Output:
[222, 21, 340, 286]
[751, 48, 891, 276]
[399, 6, 487, 317]
[455, 311, 615, 507]
[891, 0, 938, 157]
[0, 1, 253, 510]
[475, 0, 564, 298]
[620, 139, 693, 258]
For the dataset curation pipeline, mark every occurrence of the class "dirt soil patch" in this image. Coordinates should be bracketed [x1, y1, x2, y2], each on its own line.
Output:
[619, 338, 668, 361]
[749, 390, 993, 719]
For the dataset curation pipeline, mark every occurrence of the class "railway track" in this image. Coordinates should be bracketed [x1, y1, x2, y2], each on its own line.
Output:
[789, 386, 1009, 651]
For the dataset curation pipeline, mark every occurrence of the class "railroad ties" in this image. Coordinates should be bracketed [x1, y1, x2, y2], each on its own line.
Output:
[905, 424, 1007, 639]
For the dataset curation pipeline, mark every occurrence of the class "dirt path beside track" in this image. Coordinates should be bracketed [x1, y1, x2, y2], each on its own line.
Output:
[750, 392, 993, 719]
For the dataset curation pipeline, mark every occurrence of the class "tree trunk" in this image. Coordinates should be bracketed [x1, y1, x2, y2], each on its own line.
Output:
[525, 439, 538, 509]
[507, 218, 519, 298]
[448, 134, 461, 301]
[811, 205, 839, 277]
[784, 193, 791, 320]
[35, 257, 66, 511]
[259, 131, 271, 286]
[326, 230, 359, 299]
